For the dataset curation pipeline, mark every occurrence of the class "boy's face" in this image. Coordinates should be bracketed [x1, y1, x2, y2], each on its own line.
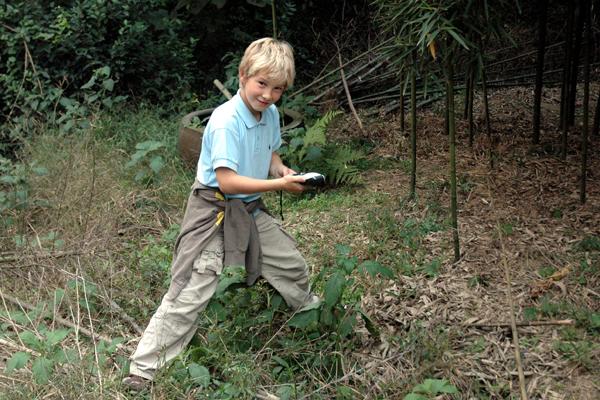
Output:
[239, 71, 285, 120]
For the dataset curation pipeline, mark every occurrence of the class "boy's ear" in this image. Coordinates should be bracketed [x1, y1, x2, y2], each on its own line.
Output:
[239, 67, 246, 86]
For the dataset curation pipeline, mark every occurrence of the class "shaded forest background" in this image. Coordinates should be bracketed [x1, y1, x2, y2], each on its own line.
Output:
[3, 0, 597, 139]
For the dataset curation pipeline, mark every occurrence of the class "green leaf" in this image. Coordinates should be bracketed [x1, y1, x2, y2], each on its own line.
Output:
[188, 363, 211, 387]
[134, 170, 147, 182]
[32, 357, 53, 384]
[86, 93, 99, 104]
[102, 78, 115, 92]
[135, 140, 164, 151]
[338, 312, 356, 338]
[149, 156, 164, 174]
[32, 166, 48, 176]
[102, 98, 114, 108]
[589, 313, 600, 329]
[5, 352, 30, 373]
[324, 271, 345, 308]
[272, 355, 289, 368]
[51, 347, 76, 364]
[413, 378, 458, 395]
[126, 153, 143, 168]
[205, 300, 229, 321]
[81, 76, 96, 90]
[335, 244, 351, 257]
[98, 66, 111, 77]
[289, 137, 304, 150]
[19, 331, 42, 351]
[523, 307, 537, 321]
[288, 309, 319, 330]
[421, 259, 441, 278]
[45, 329, 70, 347]
[403, 394, 427, 400]
[357, 307, 379, 336]
[446, 28, 469, 49]
[337, 257, 357, 274]
[320, 306, 334, 326]
[359, 260, 394, 279]
[215, 265, 246, 297]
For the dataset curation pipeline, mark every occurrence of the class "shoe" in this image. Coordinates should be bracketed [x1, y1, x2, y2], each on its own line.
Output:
[122, 374, 151, 391]
[298, 293, 321, 312]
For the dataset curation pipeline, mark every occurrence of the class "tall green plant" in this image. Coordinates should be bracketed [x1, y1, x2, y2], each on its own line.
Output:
[288, 244, 390, 338]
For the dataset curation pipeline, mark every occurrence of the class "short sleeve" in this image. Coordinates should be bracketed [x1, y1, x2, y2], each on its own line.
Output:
[271, 108, 282, 152]
[210, 128, 240, 172]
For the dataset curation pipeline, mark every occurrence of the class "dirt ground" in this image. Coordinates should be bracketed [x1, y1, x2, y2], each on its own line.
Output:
[325, 86, 600, 399]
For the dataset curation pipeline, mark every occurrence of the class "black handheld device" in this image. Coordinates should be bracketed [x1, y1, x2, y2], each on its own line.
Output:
[293, 172, 326, 187]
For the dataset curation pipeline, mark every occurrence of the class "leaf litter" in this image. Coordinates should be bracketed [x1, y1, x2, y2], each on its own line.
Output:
[317, 85, 600, 399]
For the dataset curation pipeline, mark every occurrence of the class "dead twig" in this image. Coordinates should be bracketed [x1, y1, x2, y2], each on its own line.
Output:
[0, 250, 82, 264]
[1, 292, 113, 343]
[81, 270, 104, 395]
[465, 319, 574, 328]
[0, 338, 41, 357]
[496, 217, 529, 400]
[101, 288, 144, 335]
[335, 40, 363, 133]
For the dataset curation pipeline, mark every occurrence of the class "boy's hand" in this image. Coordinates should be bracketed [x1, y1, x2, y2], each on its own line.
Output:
[281, 173, 306, 193]
[270, 164, 296, 178]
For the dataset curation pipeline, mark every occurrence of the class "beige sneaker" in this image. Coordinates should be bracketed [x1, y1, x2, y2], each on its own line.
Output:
[298, 293, 321, 312]
[122, 374, 151, 391]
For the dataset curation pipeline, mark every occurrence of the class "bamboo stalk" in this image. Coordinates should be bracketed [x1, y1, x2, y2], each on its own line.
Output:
[532, 0, 548, 145]
[409, 50, 417, 199]
[447, 55, 460, 262]
[580, 0, 591, 204]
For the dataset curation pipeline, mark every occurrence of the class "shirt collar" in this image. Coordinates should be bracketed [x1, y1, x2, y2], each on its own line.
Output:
[234, 90, 266, 128]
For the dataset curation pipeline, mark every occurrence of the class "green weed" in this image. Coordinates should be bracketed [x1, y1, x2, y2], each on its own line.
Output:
[126, 140, 167, 185]
[404, 378, 458, 400]
[0, 156, 49, 213]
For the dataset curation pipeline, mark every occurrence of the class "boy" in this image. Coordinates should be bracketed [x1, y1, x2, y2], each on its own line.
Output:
[123, 38, 317, 390]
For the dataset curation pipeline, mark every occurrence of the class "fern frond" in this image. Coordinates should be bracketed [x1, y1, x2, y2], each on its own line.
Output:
[321, 144, 366, 186]
[300, 110, 343, 160]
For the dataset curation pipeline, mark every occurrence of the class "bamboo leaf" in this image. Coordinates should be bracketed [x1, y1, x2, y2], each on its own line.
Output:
[446, 28, 469, 50]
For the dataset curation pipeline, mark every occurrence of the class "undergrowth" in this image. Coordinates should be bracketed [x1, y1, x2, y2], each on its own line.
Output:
[1, 106, 598, 399]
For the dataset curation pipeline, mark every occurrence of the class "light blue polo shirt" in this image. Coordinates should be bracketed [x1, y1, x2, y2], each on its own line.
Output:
[197, 91, 281, 202]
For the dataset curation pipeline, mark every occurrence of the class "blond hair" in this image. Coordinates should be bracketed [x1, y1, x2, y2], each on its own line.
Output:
[239, 38, 295, 88]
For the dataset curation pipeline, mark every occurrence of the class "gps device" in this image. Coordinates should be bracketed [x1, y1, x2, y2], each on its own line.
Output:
[293, 172, 326, 187]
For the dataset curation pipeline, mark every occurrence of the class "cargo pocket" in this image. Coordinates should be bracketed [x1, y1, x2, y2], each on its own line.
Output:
[192, 248, 224, 276]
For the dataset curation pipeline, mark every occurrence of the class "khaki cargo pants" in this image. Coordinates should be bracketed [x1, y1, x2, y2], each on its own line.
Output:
[129, 211, 312, 380]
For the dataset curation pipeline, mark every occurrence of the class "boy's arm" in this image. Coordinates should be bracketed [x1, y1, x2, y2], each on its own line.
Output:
[215, 164, 305, 195]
